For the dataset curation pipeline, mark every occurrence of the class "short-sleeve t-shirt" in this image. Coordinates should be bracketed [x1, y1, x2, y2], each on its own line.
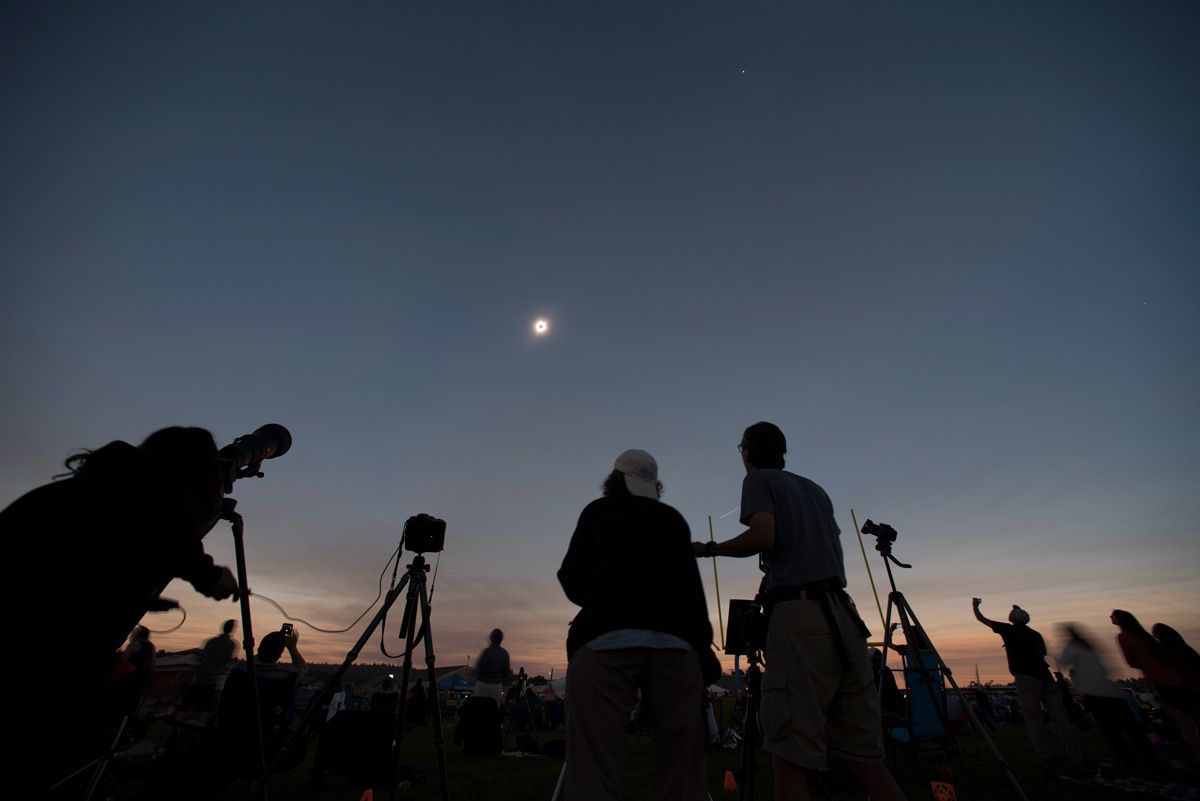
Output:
[739, 469, 845, 593]
[988, 622, 1051, 681]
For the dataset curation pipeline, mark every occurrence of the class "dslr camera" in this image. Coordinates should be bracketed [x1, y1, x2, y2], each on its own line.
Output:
[861, 518, 898, 545]
[404, 513, 447, 554]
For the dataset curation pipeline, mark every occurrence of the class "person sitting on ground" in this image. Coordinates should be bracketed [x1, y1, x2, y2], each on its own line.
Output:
[257, 628, 307, 676]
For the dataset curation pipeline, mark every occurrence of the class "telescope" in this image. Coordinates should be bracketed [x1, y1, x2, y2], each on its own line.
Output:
[217, 424, 292, 491]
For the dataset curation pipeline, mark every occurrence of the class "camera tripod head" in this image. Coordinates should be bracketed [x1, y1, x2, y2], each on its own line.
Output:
[861, 519, 912, 570]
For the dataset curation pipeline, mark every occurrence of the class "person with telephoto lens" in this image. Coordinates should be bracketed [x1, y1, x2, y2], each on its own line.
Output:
[1, 426, 240, 787]
[695, 422, 905, 801]
[559, 449, 721, 801]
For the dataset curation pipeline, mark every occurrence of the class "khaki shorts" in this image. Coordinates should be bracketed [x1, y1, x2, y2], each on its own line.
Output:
[760, 596, 883, 770]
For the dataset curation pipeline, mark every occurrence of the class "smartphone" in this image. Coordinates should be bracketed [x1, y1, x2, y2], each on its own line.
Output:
[281, 623, 294, 639]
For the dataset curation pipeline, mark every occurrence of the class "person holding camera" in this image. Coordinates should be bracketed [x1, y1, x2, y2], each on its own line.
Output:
[695, 422, 905, 801]
[559, 449, 721, 801]
[973, 598, 1084, 770]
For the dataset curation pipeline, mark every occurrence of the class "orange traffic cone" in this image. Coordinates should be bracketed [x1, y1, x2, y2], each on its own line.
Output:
[723, 770, 739, 793]
[359, 790, 374, 801]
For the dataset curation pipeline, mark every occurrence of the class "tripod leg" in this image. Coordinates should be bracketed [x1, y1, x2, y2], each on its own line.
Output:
[252, 573, 412, 798]
[894, 594, 1030, 801]
[417, 580, 451, 801]
[390, 581, 423, 801]
[550, 761, 566, 801]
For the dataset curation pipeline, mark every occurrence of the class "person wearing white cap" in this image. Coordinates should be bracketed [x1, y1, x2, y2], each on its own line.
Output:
[558, 449, 721, 801]
[973, 598, 1084, 770]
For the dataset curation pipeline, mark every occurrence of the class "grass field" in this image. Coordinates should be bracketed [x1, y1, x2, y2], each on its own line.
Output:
[140, 719, 1195, 801]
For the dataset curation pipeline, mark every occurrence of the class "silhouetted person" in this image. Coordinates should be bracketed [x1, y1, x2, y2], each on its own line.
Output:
[372, 675, 399, 717]
[1058, 623, 1156, 772]
[560, 449, 721, 801]
[406, 679, 428, 726]
[10, 426, 243, 787]
[185, 619, 238, 714]
[124, 625, 156, 690]
[699, 423, 907, 801]
[473, 628, 510, 704]
[1113, 610, 1200, 760]
[973, 599, 1084, 770]
[1152, 623, 1200, 692]
[2, 427, 239, 690]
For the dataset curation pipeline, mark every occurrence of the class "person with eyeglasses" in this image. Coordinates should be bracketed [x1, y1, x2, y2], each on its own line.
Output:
[695, 422, 905, 801]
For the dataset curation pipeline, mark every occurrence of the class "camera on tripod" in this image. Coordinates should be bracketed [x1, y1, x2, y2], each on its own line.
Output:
[403, 513, 447, 554]
[724, 599, 767, 657]
[860, 518, 898, 545]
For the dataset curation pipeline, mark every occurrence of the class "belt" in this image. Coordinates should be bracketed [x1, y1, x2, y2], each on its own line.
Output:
[763, 580, 843, 604]
[762, 581, 851, 669]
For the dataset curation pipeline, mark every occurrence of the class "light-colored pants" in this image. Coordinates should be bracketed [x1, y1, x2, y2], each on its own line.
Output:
[472, 681, 504, 704]
[1014, 674, 1084, 769]
[566, 647, 705, 801]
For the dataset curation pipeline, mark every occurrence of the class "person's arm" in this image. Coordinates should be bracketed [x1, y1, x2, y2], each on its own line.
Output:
[558, 507, 595, 606]
[286, 630, 308, 674]
[972, 598, 996, 628]
[692, 512, 775, 558]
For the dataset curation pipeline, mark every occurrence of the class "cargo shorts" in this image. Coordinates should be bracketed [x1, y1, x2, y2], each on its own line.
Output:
[759, 595, 884, 770]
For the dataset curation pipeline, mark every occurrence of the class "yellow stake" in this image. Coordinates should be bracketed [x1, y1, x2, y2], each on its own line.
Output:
[851, 508, 886, 633]
[708, 515, 725, 649]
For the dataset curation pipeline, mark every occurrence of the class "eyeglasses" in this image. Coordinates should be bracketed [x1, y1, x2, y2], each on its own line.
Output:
[737, 444, 747, 454]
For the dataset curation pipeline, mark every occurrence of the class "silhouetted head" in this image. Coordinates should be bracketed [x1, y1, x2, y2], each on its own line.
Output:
[603, 449, 663, 499]
[1058, 622, 1094, 651]
[138, 427, 224, 513]
[1111, 609, 1143, 632]
[489, 628, 504, 646]
[1152, 623, 1185, 648]
[258, 631, 285, 664]
[131, 625, 150, 642]
[222, 619, 236, 635]
[1008, 605, 1030, 625]
[740, 422, 786, 470]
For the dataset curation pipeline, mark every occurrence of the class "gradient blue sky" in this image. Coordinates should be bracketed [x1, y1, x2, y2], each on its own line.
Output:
[3, 2, 1197, 682]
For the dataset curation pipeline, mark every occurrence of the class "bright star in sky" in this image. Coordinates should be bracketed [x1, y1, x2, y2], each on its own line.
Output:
[534, 319, 549, 335]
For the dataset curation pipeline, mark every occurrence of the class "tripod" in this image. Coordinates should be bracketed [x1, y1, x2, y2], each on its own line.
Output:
[737, 650, 764, 801]
[871, 529, 1029, 801]
[259, 552, 450, 801]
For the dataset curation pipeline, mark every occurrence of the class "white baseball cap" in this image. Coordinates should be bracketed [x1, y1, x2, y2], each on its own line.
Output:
[614, 449, 659, 499]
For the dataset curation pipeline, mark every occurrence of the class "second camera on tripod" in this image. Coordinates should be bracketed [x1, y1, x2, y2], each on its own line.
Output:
[403, 513, 447, 553]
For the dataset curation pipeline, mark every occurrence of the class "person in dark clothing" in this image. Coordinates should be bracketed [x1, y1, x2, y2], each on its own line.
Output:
[2, 427, 238, 684]
[473, 628, 510, 703]
[559, 449, 720, 801]
[973, 599, 1083, 770]
[3, 427, 241, 789]
[184, 619, 239, 714]
[407, 679, 428, 726]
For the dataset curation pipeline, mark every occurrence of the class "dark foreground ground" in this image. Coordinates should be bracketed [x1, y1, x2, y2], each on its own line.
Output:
[101, 718, 1197, 801]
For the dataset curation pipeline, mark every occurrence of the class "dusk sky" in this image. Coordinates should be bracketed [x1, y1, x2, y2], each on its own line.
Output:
[3, 2, 1197, 685]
